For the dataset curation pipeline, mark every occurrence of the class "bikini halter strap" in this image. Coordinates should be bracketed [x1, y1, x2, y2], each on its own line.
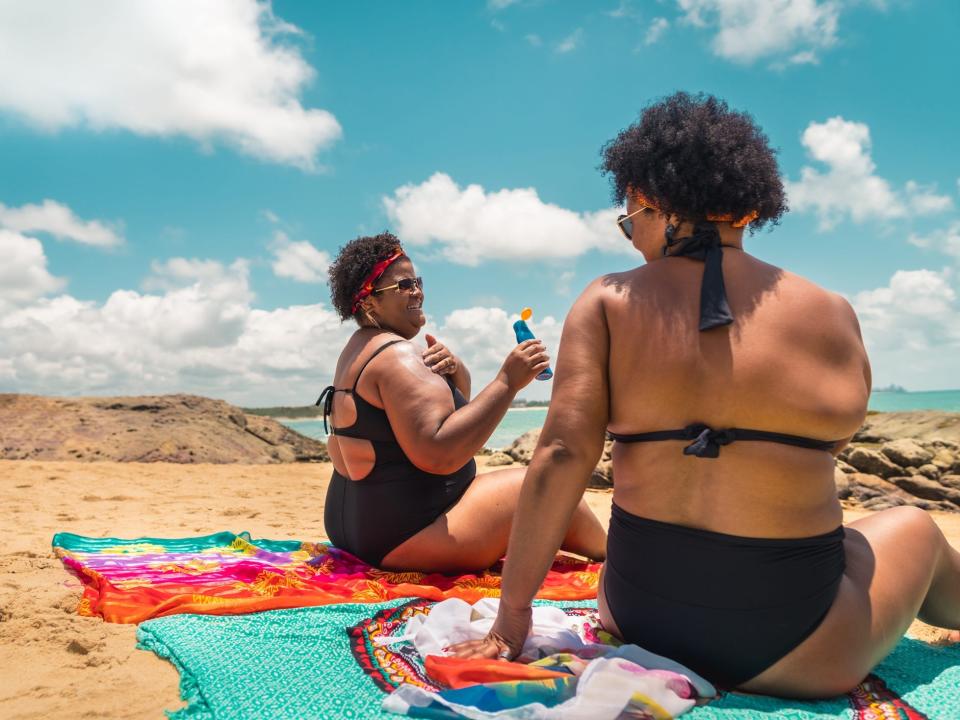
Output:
[663, 221, 733, 332]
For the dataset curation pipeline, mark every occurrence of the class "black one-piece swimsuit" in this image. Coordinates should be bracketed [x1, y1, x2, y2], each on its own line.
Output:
[318, 340, 475, 567]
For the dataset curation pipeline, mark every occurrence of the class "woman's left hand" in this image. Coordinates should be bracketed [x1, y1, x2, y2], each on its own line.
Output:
[422, 334, 460, 376]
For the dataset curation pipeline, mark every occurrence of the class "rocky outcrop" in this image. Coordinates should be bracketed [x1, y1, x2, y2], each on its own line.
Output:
[485, 452, 515, 467]
[0, 394, 328, 464]
[505, 411, 960, 511]
[505, 428, 613, 489]
[854, 412, 960, 444]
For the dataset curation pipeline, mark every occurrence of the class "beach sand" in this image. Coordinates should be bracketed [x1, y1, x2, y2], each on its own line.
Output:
[2, 457, 959, 719]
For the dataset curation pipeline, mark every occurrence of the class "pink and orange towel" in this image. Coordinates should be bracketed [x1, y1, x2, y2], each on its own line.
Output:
[52, 530, 600, 624]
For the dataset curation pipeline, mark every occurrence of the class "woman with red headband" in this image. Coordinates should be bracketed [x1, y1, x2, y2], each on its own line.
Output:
[318, 232, 606, 572]
[452, 92, 960, 697]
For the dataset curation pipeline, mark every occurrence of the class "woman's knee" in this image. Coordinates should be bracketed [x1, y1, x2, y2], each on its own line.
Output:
[885, 505, 946, 553]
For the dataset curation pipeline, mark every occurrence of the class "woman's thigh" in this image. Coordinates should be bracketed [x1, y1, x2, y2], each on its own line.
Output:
[380, 467, 527, 572]
[741, 506, 947, 698]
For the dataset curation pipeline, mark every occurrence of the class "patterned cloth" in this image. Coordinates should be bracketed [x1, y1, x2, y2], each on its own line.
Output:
[354, 602, 960, 720]
[377, 598, 711, 718]
[52, 531, 600, 623]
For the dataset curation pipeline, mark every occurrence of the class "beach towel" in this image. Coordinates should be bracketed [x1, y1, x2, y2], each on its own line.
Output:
[52, 531, 599, 623]
[137, 598, 960, 720]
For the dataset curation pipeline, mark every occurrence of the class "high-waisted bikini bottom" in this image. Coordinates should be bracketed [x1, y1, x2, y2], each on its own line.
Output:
[604, 502, 845, 688]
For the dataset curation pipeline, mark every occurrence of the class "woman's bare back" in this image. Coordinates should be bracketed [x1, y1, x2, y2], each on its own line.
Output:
[602, 250, 871, 538]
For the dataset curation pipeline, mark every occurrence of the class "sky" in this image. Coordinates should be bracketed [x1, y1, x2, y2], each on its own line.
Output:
[0, 0, 958, 405]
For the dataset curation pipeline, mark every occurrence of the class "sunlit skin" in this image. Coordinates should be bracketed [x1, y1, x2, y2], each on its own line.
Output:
[326, 256, 607, 573]
[451, 197, 960, 697]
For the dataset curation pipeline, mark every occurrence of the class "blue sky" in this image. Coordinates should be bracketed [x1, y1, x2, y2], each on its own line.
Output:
[0, 0, 957, 405]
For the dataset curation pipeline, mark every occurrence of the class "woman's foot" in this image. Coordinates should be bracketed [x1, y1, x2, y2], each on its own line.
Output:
[931, 629, 960, 646]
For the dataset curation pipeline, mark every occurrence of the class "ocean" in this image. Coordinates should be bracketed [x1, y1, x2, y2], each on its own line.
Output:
[282, 389, 960, 451]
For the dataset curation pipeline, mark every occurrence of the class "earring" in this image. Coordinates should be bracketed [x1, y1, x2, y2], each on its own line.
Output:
[364, 310, 381, 329]
[662, 223, 677, 256]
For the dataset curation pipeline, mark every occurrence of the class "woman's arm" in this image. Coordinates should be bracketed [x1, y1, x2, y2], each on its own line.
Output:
[454, 280, 612, 658]
[376, 339, 549, 474]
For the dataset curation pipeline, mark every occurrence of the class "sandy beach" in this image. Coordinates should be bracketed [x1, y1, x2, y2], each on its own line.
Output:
[2, 457, 959, 719]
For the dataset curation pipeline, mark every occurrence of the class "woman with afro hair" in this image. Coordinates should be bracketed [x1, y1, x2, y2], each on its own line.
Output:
[318, 233, 606, 573]
[452, 92, 960, 697]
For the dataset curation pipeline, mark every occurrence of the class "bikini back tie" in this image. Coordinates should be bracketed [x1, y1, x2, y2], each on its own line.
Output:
[607, 423, 837, 459]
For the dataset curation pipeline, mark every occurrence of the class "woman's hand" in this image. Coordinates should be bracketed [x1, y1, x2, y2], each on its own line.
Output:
[448, 602, 532, 661]
[422, 334, 460, 376]
[498, 339, 550, 393]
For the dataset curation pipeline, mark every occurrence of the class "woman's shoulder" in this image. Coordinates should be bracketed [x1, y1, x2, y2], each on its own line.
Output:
[337, 332, 412, 378]
[776, 267, 854, 313]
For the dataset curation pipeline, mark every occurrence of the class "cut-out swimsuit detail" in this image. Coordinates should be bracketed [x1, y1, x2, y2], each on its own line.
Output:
[603, 222, 846, 687]
[318, 340, 475, 566]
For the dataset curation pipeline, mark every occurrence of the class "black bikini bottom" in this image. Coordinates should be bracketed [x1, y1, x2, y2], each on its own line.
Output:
[324, 459, 476, 567]
[604, 502, 845, 688]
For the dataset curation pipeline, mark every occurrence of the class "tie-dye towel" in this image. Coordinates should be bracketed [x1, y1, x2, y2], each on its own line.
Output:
[52, 531, 600, 623]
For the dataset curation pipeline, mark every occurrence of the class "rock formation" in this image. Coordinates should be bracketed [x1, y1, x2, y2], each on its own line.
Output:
[0, 394, 328, 464]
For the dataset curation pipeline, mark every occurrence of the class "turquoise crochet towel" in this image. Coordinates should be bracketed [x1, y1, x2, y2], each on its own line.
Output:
[138, 600, 960, 719]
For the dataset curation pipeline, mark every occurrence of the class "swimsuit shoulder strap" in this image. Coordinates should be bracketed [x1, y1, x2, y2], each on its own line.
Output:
[351, 338, 405, 391]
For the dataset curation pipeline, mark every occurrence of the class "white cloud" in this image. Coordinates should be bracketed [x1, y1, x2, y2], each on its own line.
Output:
[0, 0, 341, 170]
[645, 17, 670, 45]
[786, 117, 952, 230]
[0, 242, 355, 404]
[905, 181, 954, 215]
[488, 0, 521, 8]
[852, 269, 960, 389]
[142, 257, 242, 292]
[383, 172, 631, 265]
[269, 231, 331, 283]
[0, 199, 123, 247]
[525, 34, 543, 47]
[556, 28, 584, 53]
[908, 222, 960, 260]
[607, 1, 639, 19]
[0, 229, 66, 304]
[677, 0, 839, 65]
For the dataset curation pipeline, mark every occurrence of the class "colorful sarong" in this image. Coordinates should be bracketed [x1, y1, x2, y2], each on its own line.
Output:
[52, 531, 600, 623]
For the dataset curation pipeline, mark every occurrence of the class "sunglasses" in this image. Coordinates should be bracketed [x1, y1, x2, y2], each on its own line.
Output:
[616, 205, 650, 240]
[372, 276, 423, 295]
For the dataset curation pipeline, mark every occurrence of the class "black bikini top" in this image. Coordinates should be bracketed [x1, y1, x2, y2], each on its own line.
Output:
[607, 223, 839, 458]
[316, 338, 467, 443]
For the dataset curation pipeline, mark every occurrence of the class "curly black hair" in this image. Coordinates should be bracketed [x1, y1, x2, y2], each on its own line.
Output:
[328, 232, 403, 321]
[600, 92, 787, 231]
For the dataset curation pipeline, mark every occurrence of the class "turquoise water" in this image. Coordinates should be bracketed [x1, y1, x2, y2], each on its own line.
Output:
[867, 389, 960, 412]
[282, 390, 960, 450]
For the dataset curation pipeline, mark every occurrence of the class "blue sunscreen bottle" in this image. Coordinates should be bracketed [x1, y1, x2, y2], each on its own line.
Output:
[512, 308, 553, 381]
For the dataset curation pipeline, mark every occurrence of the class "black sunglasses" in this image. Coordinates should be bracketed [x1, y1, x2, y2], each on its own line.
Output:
[372, 276, 423, 294]
[616, 205, 651, 240]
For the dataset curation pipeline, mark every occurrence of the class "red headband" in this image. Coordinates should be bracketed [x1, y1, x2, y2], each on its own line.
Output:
[351, 248, 405, 314]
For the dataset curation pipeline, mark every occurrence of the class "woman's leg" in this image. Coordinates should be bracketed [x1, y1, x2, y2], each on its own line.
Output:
[741, 506, 960, 698]
[381, 467, 607, 573]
